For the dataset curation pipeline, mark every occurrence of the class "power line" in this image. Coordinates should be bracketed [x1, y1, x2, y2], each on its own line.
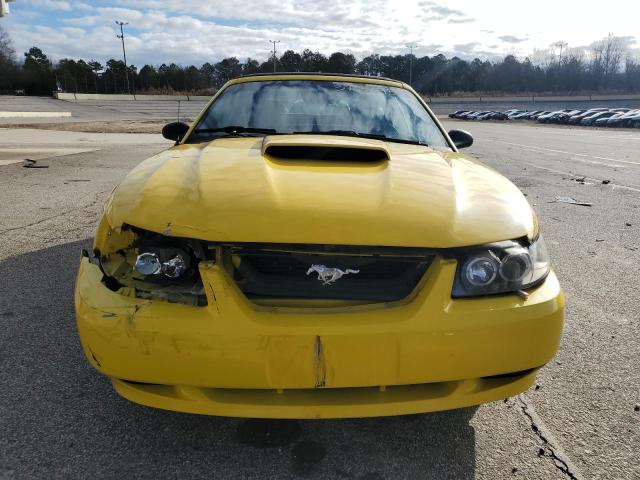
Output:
[269, 40, 280, 73]
[115, 21, 131, 94]
[0, 0, 16, 17]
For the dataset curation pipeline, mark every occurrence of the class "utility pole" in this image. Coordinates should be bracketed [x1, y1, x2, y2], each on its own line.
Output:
[269, 40, 280, 73]
[555, 41, 568, 65]
[406, 44, 417, 86]
[116, 21, 130, 94]
[0, 0, 16, 17]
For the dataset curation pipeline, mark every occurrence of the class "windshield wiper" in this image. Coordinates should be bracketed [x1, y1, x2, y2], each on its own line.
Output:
[292, 130, 428, 146]
[193, 126, 277, 136]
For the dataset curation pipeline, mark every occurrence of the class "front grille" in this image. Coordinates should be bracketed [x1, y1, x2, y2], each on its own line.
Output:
[227, 246, 435, 303]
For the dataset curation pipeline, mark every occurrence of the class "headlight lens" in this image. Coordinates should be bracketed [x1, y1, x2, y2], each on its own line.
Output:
[464, 256, 498, 286]
[134, 252, 188, 278]
[134, 252, 162, 275]
[452, 236, 550, 298]
[161, 254, 187, 278]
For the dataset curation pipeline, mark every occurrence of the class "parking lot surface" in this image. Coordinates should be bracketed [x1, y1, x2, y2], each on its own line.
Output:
[0, 96, 204, 124]
[0, 100, 639, 479]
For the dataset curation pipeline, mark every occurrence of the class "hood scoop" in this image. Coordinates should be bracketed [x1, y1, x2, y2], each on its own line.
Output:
[262, 135, 390, 163]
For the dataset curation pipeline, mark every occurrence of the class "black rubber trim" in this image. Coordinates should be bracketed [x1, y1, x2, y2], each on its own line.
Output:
[239, 72, 402, 84]
[481, 367, 538, 380]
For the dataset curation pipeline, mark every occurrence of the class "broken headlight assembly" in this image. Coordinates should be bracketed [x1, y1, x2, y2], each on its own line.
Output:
[95, 226, 213, 306]
[451, 236, 550, 298]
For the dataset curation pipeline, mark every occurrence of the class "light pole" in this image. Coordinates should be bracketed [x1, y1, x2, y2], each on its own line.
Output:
[116, 21, 130, 94]
[555, 41, 568, 65]
[0, 0, 16, 17]
[269, 40, 280, 73]
[406, 44, 417, 85]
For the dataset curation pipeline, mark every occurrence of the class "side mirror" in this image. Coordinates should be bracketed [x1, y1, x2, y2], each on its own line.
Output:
[448, 129, 474, 149]
[162, 122, 190, 142]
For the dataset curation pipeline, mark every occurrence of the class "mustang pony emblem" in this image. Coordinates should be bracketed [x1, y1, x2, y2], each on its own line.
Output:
[306, 265, 360, 285]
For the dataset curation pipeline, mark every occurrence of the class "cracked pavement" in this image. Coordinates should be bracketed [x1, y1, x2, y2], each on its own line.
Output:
[0, 102, 638, 478]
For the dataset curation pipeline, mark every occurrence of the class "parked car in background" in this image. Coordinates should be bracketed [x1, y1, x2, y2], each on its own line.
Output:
[537, 110, 574, 123]
[606, 109, 639, 126]
[510, 111, 535, 120]
[567, 109, 608, 124]
[530, 111, 550, 120]
[621, 111, 640, 127]
[580, 111, 618, 126]
[449, 110, 469, 118]
[595, 113, 624, 126]
[448, 106, 640, 128]
[507, 110, 527, 119]
[555, 110, 584, 124]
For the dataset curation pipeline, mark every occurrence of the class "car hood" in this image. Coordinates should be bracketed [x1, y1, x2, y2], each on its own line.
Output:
[104, 135, 536, 248]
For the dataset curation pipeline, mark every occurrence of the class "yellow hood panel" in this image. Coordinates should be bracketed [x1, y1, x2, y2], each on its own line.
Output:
[104, 137, 535, 248]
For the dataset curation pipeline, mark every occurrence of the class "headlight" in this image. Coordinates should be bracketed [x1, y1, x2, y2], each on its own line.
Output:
[134, 252, 188, 278]
[96, 225, 211, 306]
[452, 236, 550, 298]
[134, 252, 162, 275]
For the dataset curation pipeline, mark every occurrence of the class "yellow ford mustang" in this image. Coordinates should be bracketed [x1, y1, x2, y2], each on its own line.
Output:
[75, 73, 564, 418]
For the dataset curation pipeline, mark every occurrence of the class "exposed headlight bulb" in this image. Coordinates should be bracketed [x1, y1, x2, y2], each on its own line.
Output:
[135, 252, 162, 275]
[162, 254, 187, 278]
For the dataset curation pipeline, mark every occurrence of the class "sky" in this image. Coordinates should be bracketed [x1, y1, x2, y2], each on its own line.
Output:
[2, 0, 639, 66]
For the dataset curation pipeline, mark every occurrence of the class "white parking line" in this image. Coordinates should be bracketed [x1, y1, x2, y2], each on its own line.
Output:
[524, 162, 640, 193]
[500, 142, 623, 168]
[497, 141, 640, 166]
[539, 129, 640, 141]
[0, 111, 72, 118]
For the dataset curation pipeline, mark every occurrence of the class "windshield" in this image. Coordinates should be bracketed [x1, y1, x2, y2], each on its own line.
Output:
[188, 80, 449, 147]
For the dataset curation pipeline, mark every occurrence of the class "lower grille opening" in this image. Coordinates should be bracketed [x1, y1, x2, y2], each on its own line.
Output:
[225, 245, 435, 305]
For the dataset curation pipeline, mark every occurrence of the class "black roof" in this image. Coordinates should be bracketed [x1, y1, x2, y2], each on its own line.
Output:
[239, 72, 402, 83]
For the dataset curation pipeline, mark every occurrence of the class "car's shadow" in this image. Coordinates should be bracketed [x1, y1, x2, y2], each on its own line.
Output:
[1, 240, 477, 479]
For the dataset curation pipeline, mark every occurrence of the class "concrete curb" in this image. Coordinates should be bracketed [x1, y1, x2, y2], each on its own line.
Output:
[55, 92, 640, 104]
[426, 94, 640, 103]
[55, 93, 206, 102]
[0, 111, 72, 118]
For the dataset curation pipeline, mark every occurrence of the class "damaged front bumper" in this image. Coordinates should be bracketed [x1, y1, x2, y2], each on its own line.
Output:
[75, 253, 564, 418]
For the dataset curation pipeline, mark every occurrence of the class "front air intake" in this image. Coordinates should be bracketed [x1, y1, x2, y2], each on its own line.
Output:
[264, 145, 389, 162]
[262, 134, 391, 163]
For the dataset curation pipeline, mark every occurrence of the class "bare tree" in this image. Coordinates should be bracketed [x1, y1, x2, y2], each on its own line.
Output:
[591, 34, 626, 87]
[531, 48, 555, 69]
[0, 25, 18, 90]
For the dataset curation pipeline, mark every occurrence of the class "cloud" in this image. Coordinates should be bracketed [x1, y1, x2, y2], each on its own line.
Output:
[22, 0, 71, 10]
[5, 0, 639, 67]
[499, 35, 528, 44]
[7, 0, 478, 65]
[454, 42, 480, 52]
[418, 2, 465, 17]
[416, 0, 473, 23]
[447, 18, 474, 24]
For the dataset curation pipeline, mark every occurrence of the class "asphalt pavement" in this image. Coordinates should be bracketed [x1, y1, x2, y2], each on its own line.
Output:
[0, 106, 638, 479]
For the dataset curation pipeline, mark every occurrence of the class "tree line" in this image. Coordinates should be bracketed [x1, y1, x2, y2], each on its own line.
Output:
[1, 27, 639, 97]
